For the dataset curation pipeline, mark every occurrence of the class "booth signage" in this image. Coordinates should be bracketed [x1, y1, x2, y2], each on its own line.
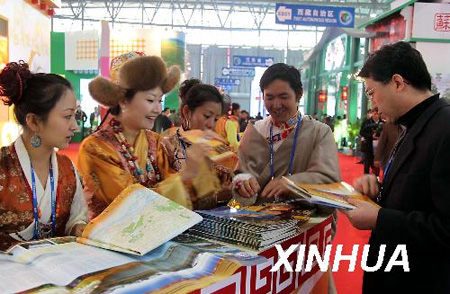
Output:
[275, 3, 355, 28]
[232, 55, 274, 67]
[222, 67, 256, 77]
[214, 78, 241, 86]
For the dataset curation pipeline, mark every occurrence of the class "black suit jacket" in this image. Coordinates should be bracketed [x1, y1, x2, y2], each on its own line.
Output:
[364, 98, 450, 293]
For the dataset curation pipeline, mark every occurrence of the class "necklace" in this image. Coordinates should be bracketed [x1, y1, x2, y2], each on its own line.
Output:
[110, 118, 161, 187]
[269, 114, 303, 179]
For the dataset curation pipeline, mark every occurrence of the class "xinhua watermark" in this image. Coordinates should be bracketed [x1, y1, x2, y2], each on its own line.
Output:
[271, 244, 409, 273]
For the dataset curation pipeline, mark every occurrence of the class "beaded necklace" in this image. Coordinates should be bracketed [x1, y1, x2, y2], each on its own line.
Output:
[110, 118, 161, 187]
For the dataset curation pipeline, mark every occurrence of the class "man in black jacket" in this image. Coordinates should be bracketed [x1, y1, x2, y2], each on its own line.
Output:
[343, 41, 450, 293]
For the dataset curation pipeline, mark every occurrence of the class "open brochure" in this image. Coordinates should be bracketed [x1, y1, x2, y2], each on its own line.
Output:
[1, 236, 264, 293]
[283, 177, 379, 210]
[77, 184, 203, 255]
[181, 129, 238, 170]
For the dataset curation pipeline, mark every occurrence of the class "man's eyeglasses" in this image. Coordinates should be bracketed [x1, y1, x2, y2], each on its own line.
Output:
[365, 78, 410, 100]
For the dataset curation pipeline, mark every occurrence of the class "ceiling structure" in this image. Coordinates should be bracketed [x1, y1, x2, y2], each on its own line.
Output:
[54, 0, 393, 50]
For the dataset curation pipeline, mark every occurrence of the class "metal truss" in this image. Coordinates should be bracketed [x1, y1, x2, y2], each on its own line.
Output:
[57, 0, 391, 32]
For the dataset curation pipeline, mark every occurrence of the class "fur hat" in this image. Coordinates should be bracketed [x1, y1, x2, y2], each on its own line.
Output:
[110, 51, 146, 83]
[89, 54, 181, 108]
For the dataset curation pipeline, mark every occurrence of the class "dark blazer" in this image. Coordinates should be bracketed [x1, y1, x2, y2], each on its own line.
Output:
[363, 98, 450, 293]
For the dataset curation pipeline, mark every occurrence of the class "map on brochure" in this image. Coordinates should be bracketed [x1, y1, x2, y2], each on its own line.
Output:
[283, 177, 379, 210]
[77, 184, 203, 256]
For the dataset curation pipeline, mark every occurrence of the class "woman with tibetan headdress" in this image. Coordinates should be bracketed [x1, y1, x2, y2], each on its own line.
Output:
[77, 53, 220, 218]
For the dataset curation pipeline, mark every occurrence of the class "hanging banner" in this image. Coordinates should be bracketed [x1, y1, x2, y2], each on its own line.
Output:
[412, 3, 450, 40]
[275, 3, 355, 28]
[232, 55, 274, 67]
[222, 67, 255, 77]
[65, 30, 99, 71]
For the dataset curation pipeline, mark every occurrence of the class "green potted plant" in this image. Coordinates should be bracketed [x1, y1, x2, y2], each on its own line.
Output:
[347, 119, 361, 155]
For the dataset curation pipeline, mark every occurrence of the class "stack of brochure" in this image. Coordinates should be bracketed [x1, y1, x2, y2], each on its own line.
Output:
[189, 207, 304, 251]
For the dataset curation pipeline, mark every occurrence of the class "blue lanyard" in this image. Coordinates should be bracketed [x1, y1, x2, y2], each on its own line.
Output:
[179, 138, 188, 161]
[269, 115, 303, 179]
[30, 159, 56, 240]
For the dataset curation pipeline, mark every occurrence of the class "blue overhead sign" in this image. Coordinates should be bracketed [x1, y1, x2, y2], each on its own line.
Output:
[214, 78, 241, 86]
[232, 56, 274, 67]
[275, 3, 355, 28]
[222, 67, 255, 77]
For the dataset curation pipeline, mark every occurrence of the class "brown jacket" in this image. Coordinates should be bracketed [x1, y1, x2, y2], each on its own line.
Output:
[234, 116, 341, 205]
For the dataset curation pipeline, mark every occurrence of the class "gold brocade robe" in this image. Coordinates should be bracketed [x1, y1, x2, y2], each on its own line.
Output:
[77, 124, 220, 218]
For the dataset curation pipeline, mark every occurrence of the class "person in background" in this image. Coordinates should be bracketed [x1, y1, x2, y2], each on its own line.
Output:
[168, 109, 179, 127]
[0, 61, 88, 250]
[89, 106, 100, 133]
[344, 41, 450, 293]
[255, 111, 263, 120]
[216, 102, 241, 151]
[239, 110, 250, 133]
[374, 120, 402, 177]
[159, 78, 234, 207]
[75, 105, 87, 138]
[152, 107, 172, 133]
[359, 108, 381, 175]
[77, 53, 220, 218]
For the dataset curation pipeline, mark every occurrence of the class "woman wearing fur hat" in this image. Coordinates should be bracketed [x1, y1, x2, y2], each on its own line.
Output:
[77, 53, 221, 218]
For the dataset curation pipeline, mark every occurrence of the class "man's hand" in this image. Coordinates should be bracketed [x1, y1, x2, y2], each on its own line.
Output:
[237, 177, 260, 198]
[353, 174, 380, 199]
[374, 161, 381, 168]
[341, 199, 380, 230]
[260, 178, 290, 200]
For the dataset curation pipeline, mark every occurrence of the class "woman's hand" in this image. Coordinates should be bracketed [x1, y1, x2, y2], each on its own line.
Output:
[181, 143, 213, 182]
[70, 224, 86, 237]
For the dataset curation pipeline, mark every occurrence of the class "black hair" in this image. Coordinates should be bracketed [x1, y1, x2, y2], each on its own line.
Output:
[231, 103, 240, 112]
[179, 78, 223, 112]
[358, 41, 431, 91]
[0, 61, 73, 126]
[260, 63, 303, 101]
[109, 89, 135, 116]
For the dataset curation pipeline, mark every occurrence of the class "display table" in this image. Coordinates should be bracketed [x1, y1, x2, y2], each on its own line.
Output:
[192, 216, 333, 294]
[1, 216, 332, 294]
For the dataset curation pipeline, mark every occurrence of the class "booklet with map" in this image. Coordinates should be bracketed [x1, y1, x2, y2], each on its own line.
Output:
[282, 177, 379, 210]
[77, 184, 203, 255]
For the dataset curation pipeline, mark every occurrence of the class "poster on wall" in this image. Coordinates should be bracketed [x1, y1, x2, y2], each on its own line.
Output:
[366, 13, 406, 52]
[110, 29, 161, 59]
[324, 36, 346, 71]
[413, 3, 450, 40]
[416, 42, 450, 100]
[0, 0, 50, 72]
[161, 31, 185, 110]
[65, 30, 99, 71]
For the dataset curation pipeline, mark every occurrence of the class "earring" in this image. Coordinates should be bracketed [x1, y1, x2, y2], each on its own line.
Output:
[183, 118, 191, 130]
[31, 133, 42, 148]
